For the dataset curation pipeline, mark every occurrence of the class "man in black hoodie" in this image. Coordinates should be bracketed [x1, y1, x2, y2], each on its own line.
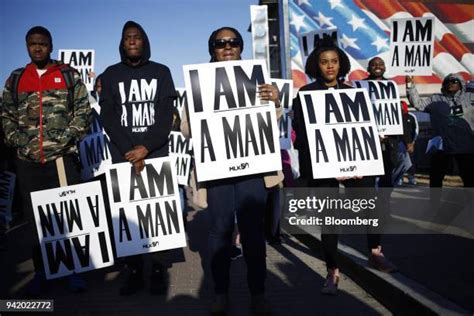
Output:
[100, 21, 176, 295]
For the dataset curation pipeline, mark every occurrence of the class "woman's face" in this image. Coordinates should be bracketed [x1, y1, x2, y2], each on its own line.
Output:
[318, 50, 340, 85]
[213, 29, 242, 62]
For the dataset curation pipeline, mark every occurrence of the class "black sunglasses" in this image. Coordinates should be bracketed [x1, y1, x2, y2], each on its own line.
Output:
[448, 78, 460, 85]
[213, 38, 241, 49]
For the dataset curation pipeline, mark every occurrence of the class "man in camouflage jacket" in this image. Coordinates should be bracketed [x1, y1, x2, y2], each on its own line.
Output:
[2, 35, 90, 163]
[1, 26, 91, 295]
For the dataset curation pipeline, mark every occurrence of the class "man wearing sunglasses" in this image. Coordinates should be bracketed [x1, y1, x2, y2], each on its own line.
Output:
[406, 74, 474, 188]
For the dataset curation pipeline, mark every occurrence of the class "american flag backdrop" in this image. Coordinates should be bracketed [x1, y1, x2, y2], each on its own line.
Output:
[289, 0, 474, 94]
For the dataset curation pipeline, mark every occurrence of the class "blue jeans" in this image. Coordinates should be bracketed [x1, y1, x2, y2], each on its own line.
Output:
[207, 175, 267, 295]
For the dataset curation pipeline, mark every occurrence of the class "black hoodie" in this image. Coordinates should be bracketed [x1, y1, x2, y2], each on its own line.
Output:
[99, 21, 176, 163]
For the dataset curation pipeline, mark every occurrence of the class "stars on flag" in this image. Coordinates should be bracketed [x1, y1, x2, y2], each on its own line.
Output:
[329, 0, 344, 10]
[313, 11, 335, 28]
[290, 13, 307, 32]
[340, 33, 360, 50]
[297, 0, 311, 6]
[371, 36, 389, 52]
[348, 15, 367, 32]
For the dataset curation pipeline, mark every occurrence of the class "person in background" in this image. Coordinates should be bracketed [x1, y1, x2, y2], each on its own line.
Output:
[392, 101, 416, 186]
[406, 74, 474, 187]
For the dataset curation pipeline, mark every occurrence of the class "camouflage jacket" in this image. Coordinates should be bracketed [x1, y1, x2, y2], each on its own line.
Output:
[1, 61, 91, 163]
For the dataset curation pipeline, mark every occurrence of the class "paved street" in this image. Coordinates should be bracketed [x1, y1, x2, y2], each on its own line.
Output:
[1, 209, 389, 316]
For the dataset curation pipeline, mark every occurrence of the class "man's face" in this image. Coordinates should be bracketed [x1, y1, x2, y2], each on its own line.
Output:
[27, 34, 51, 66]
[368, 57, 386, 78]
[123, 27, 144, 60]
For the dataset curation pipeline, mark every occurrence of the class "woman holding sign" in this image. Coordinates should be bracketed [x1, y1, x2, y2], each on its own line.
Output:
[292, 40, 397, 296]
[181, 26, 283, 315]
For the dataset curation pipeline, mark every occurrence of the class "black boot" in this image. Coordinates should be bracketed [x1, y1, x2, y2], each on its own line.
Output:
[119, 269, 144, 295]
[149, 266, 168, 295]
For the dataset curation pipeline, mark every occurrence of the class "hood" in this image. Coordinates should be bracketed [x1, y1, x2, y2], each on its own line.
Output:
[441, 73, 465, 95]
[119, 21, 150, 66]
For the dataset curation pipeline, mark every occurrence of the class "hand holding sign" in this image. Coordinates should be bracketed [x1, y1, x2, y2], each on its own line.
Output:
[125, 145, 149, 163]
[133, 160, 145, 175]
[258, 83, 280, 107]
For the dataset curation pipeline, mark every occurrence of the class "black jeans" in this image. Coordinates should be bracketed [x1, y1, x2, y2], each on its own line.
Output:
[306, 177, 380, 270]
[207, 175, 267, 295]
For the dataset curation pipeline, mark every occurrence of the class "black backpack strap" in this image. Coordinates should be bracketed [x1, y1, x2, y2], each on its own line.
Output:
[60, 66, 76, 112]
[9, 67, 25, 106]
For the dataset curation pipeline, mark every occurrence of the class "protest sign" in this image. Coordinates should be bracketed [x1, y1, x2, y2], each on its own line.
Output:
[299, 88, 384, 179]
[183, 60, 281, 182]
[0, 171, 15, 225]
[353, 80, 403, 135]
[79, 101, 112, 180]
[271, 79, 294, 149]
[169, 132, 192, 186]
[174, 88, 187, 119]
[298, 28, 338, 66]
[105, 157, 186, 258]
[31, 181, 113, 279]
[388, 17, 435, 76]
[58, 49, 95, 91]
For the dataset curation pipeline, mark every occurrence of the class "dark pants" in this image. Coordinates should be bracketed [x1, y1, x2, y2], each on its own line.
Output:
[124, 252, 169, 273]
[207, 175, 268, 295]
[430, 152, 474, 187]
[307, 177, 380, 270]
[379, 148, 394, 188]
[15, 155, 81, 273]
[264, 188, 281, 240]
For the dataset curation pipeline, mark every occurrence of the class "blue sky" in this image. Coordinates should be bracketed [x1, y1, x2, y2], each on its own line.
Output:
[0, 0, 257, 88]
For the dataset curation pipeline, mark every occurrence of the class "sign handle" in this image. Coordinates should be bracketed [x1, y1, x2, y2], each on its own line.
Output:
[55, 157, 68, 187]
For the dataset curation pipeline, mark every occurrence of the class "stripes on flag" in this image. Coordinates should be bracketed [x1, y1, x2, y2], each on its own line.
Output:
[289, 0, 474, 91]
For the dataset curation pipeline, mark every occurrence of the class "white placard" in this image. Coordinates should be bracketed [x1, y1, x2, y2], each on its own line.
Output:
[353, 80, 403, 135]
[58, 49, 95, 91]
[183, 60, 282, 182]
[105, 157, 186, 258]
[31, 181, 114, 279]
[388, 17, 435, 76]
[169, 131, 193, 186]
[299, 88, 384, 179]
[271, 79, 294, 150]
